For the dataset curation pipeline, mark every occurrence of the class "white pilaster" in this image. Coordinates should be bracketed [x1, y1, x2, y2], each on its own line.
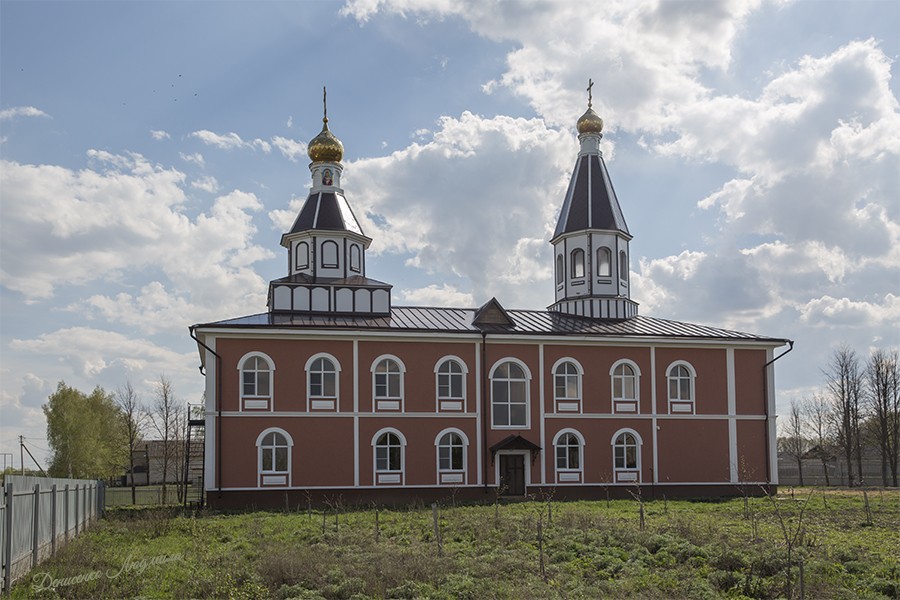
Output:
[727, 348, 737, 483]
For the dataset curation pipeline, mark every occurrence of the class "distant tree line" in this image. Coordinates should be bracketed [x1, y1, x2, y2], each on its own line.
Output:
[42, 375, 191, 502]
[779, 346, 899, 487]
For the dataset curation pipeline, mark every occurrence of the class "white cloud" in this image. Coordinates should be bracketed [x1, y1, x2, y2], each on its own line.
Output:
[399, 284, 475, 307]
[271, 136, 307, 162]
[191, 130, 272, 153]
[344, 111, 574, 307]
[180, 152, 206, 167]
[191, 175, 219, 193]
[287, 116, 293, 128]
[799, 294, 900, 328]
[0, 154, 273, 324]
[0, 106, 49, 120]
[150, 130, 171, 140]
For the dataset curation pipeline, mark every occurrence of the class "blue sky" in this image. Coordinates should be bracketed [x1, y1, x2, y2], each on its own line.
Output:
[2, 0, 898, 470]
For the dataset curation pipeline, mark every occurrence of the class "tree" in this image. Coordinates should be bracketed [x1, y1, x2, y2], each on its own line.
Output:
[148, 375, 182, 500]
[116, 380, 147, 504]
[44, 381, 125, 479]
[866, 349, 900, 487]
[825, 347, 864, 486]
[803, 393, 834, 486]
[779, 400, 807, 485]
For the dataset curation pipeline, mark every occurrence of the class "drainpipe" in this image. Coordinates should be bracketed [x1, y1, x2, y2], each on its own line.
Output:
[190, 326, 223, 497]
[481, 330, 489, 493]
[763, 340, 794, 486]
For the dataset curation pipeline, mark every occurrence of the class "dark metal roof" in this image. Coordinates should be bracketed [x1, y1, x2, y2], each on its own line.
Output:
[194, 305, 787, 343]
[553, 154, 629, 238]
[270, 274, 392, 288]
[288, 191, 364, 236]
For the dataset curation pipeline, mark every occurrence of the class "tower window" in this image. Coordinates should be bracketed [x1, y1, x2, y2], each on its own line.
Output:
[619, 250, 628, 283]
[321, 240, 339, 268]
[556, 255, 564, 284]
[349, 245, 361, 272]
[597, 247, 611, 277]
[571, 249, 585, 278]
[296, 241, 309, 270]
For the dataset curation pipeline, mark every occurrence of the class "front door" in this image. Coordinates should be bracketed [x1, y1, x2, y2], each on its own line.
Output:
[499, 454, 525, 496]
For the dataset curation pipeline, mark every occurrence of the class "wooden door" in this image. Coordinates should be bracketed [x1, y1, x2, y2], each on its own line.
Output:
[499, 454, 525, 496]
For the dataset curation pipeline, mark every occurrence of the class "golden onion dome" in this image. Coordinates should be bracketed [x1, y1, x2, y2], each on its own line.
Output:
[307, 118, 344, 163]
[576, 106, 604, 135]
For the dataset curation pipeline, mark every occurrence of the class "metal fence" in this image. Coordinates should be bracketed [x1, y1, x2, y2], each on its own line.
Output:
[103, 484, 201, 507]
[0, 475, 103, 592]
[778, 458, 894, 487]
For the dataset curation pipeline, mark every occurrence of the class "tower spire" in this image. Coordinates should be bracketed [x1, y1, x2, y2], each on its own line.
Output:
[587, 78, 593, 108]
[323, 86, 328, 125]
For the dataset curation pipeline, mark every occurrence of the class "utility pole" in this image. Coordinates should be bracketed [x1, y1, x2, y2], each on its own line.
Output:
[19, 435, 25, 476]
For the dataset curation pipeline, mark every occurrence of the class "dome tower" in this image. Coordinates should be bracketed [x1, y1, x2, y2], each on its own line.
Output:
[549, 81, 637, 319]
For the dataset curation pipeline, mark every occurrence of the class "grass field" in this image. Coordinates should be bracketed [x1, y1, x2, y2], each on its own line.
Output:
[11, 488, 900, 599]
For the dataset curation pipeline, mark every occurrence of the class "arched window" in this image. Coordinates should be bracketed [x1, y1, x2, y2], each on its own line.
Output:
[373, 356, 404, 411]
[349, 245, 361, 272]
[619, 250, 628, 283]
[556, 255, 564, 284]
[667, 361, 696, 414]
[436, 429, 468, 484]
[373, 429, 405, 485]
[610, 359, 641, 413]
[553, 359, 582, 412]
[612, 429, 641, 483]
[306, 354, 339, 411]
[239, 352, 274, 410]
[571, 248, 585, 278]
[435, 357, 466, 412]
[295, 241, 309, 270]
[321, 240, 339, 268]
[491, 360, 530, 428]
[597, 247, 611, 277]
[257, 428, 292, 486]
[554, 430, 584, 483]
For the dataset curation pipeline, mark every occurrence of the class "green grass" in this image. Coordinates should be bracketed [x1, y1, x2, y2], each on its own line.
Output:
[11, 488, 900, 599]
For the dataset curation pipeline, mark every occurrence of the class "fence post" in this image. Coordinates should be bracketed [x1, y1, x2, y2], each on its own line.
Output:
[32, 483, 40, 568]
[51, 484, 57, 556]
[64, 484, 69, 542]
[3, 483, 13, 593]
[74, 484, 79, 535]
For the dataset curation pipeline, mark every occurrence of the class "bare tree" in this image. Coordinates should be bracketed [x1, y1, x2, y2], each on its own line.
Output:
[779, 400, 807, 486]
[825, 346, 864, 486]
[803, 394, 833, 486]
[115, 380, 146, 504]
[149, 375, 179, 501]
[867, 349, 900, 487]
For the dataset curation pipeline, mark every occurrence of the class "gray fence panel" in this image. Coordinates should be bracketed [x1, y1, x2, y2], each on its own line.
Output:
[1, 476, 102, 593]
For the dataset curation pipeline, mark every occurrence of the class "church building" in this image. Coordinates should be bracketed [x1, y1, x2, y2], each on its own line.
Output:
[190, 89, 791, 508]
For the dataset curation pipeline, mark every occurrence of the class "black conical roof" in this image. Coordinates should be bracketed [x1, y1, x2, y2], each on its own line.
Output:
[553, 153, 629, 238]
[289, 191, 364, 236]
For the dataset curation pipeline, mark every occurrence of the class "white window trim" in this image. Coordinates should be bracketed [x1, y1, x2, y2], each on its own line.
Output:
[488, 358, 532, 430]
[305, 352, 341, 412]
[295, 241, 310, 270]
[597, 246, 612, 277]
[434, 356, 468, 412]
[570, 248, 586, 279]
[611, 428, 642, 484]
[256, 427, 293, 487]
[609, 358, 641, 414]
[434, 427, 469, 485]
[551, 357, 583, 414]
[371, 354, 406, 412]
[237, 351, 275, 412]
[666, 360, 697, 415]
[372, 427, 406, 486]
[553, 428, 585, 483]
[321, 239, 339, 268]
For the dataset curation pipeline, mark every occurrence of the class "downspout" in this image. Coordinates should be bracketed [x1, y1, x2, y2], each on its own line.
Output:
[763, 340, 794, 486]
[190, 326, 223, 497]
[481, 330, 489, 493]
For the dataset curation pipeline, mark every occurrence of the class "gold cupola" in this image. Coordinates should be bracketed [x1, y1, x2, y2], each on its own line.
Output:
[576, 78, 604, 135]
[307, 87, 344, 163]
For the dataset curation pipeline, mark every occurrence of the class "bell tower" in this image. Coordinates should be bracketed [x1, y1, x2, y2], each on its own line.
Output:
[268, 88, 392, 315]
[549, 81, 638, 320]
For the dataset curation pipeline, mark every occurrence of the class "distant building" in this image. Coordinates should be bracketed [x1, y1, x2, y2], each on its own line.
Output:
[191, 89, 790, 508]
[122, 439, 202, 487]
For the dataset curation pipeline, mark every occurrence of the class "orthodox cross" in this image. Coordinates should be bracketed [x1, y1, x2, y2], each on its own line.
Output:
[587, 78, 594, 108]
[323, 86, 328, 124]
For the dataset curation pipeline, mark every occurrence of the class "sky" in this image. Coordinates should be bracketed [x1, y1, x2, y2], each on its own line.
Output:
[1, 0, 898, 471]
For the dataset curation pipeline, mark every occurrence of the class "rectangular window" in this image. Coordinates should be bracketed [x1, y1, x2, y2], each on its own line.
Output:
[256, 371, 270, 396]
[275, 448, 288, 472]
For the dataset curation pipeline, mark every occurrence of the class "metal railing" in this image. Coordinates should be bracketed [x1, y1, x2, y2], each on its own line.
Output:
[0, 475, 103, 592]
